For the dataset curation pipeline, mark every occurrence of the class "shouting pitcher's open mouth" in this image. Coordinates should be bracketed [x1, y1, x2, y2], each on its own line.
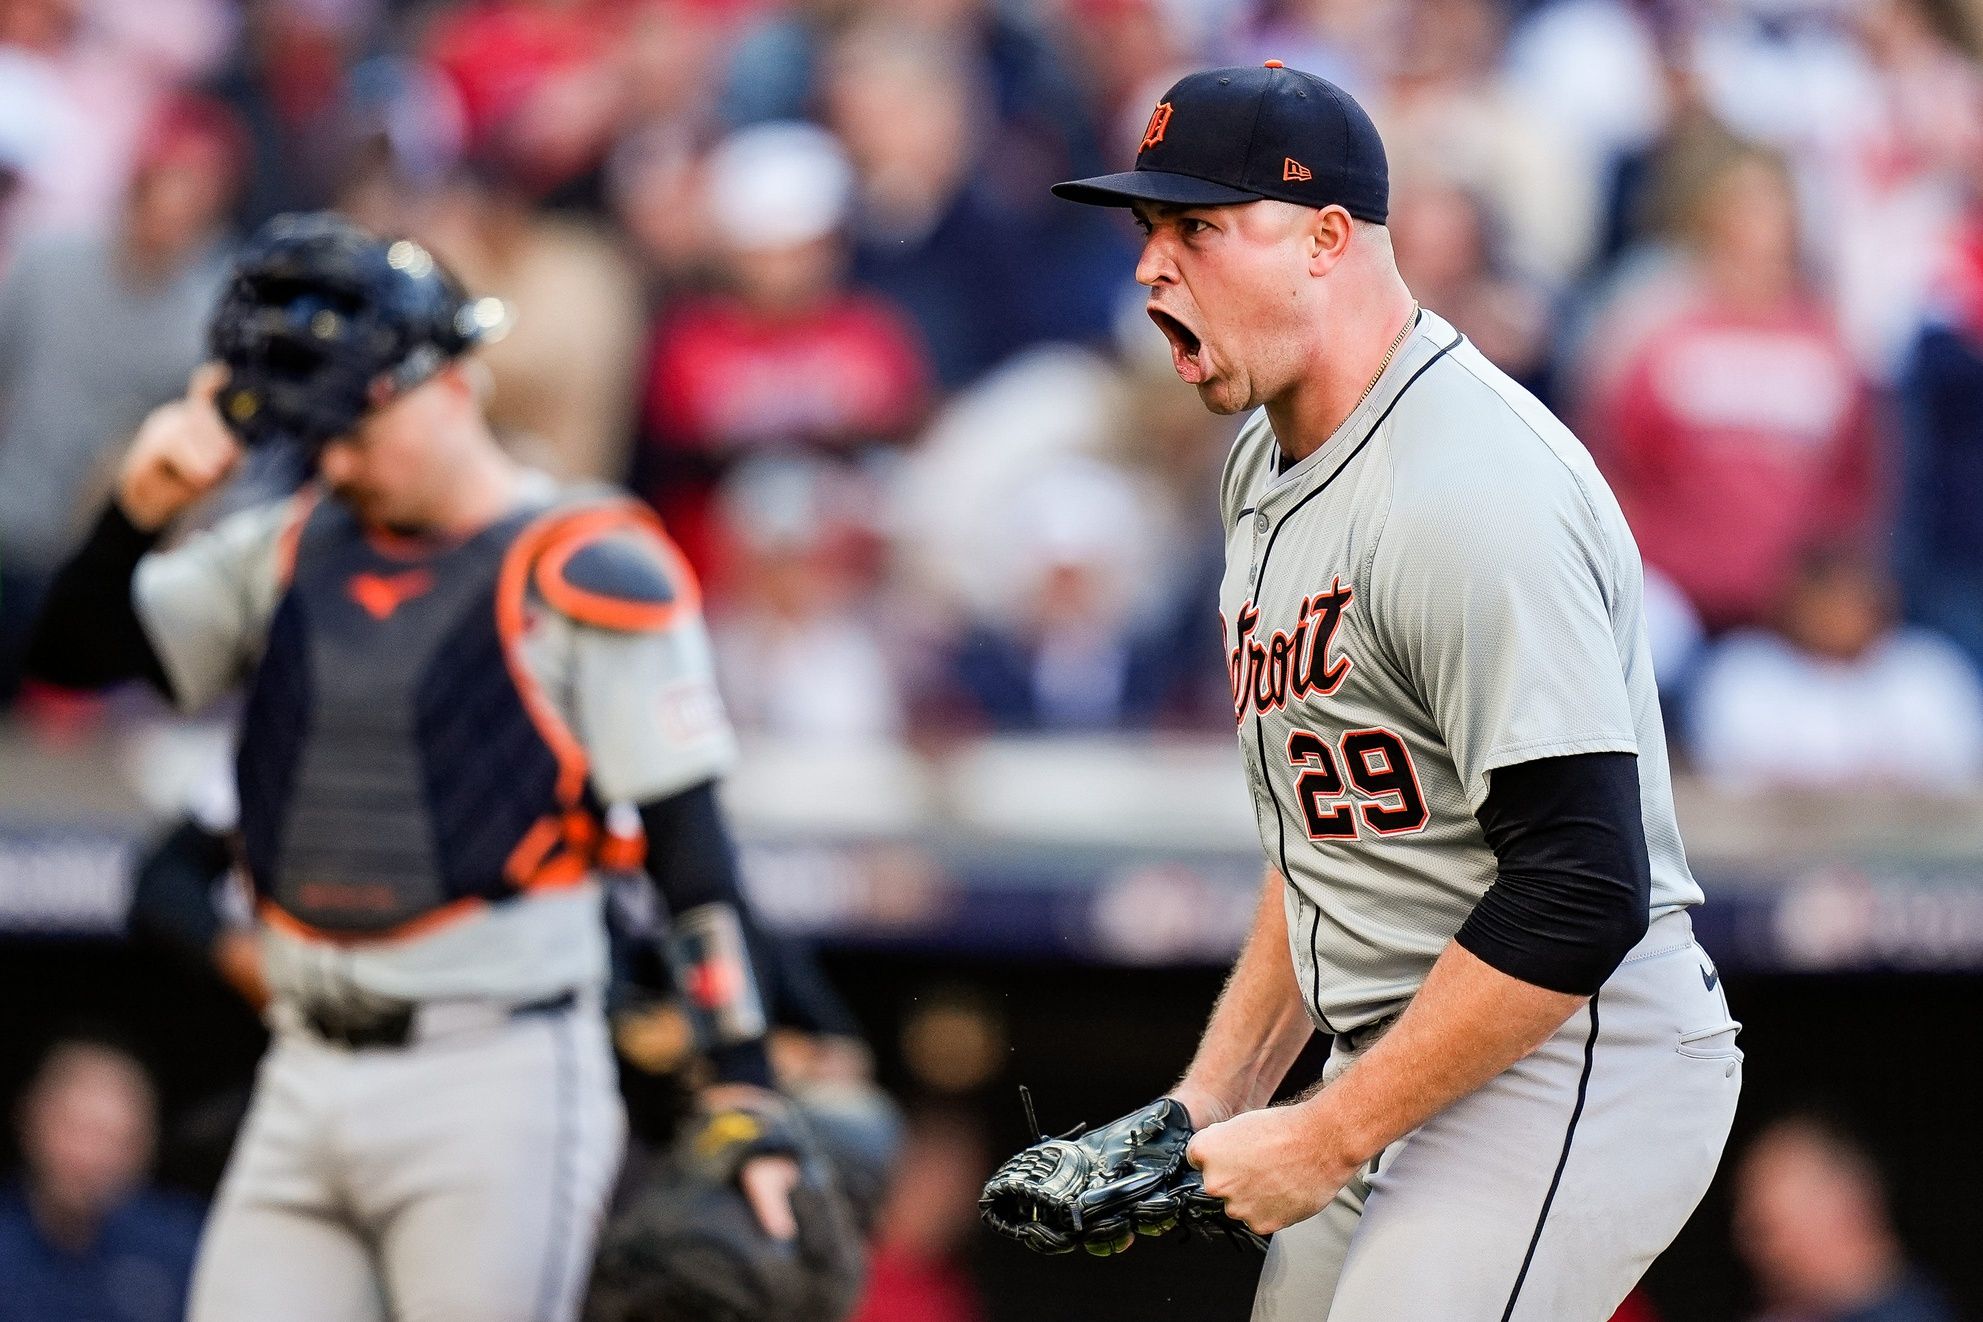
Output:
[1149, 303, 1207, 384]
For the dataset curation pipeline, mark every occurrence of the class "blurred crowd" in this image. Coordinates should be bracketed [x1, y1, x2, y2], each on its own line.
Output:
[5, 0, 1983, 792]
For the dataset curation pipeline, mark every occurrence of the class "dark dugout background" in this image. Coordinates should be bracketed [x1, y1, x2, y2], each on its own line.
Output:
[3, 937, 1977, 1322]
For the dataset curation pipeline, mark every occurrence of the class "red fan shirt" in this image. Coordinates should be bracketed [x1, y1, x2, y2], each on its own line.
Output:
[1590, 290, 1878, 631]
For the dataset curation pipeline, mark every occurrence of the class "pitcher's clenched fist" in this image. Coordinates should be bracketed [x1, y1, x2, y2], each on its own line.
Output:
[119, 364, 242, 531]
[1186, 1103, 1353, 1237]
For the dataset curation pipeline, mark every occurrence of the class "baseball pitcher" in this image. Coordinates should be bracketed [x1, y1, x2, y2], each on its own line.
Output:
[982, 64, 1742, 1321]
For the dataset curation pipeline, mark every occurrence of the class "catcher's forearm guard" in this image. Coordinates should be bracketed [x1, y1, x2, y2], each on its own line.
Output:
[979, 1095, 1268, 1256]
[666, 902, 770, 1051]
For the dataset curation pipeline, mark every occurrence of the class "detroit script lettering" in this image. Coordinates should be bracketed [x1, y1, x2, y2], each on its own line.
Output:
[1224, 578, 1354, 723]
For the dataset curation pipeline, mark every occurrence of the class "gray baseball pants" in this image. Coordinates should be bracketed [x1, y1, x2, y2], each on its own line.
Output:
[1253, 912, 1741, 1322]
[187, 998, 625, 1322]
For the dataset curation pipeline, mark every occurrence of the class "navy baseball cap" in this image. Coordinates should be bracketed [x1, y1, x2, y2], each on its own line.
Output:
[1053, 62, 1388, 223]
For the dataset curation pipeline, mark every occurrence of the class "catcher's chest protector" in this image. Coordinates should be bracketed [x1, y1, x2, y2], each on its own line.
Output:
[237, 495, 601, 937]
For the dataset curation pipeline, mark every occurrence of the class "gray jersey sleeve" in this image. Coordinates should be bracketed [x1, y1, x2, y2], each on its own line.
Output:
[566, 617, 738, 803]
[526, 522, 739, 805]
[1362, 444, 1637, 812]
[132, 498, 295, 712]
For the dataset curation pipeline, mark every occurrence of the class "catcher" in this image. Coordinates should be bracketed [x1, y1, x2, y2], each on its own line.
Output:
[25, 211, 825, 1322]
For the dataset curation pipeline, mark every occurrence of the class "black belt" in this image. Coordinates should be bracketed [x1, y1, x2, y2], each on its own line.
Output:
[1336, 1011, 1400, 1055]
[302, 990, 578, 1050]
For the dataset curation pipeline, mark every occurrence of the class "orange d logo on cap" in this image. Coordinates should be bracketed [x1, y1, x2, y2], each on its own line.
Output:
[1140, 101, 1174, 152]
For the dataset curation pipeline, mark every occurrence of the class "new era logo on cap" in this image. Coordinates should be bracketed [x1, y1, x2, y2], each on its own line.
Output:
[1053, 62, 1389, 224]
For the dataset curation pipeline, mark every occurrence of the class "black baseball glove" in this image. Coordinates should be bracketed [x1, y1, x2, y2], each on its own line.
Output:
[584, 1102, 867, 1322]
[979, 1094, 1268, 1256]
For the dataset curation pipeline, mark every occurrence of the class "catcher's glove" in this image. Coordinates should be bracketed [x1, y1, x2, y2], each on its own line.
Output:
[584, 1102, 866, 1322]
[979, 1092, 1268, 1256]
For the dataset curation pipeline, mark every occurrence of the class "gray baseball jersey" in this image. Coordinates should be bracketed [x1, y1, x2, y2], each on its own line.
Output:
[133, 470, 738, 1006]
[1217, 308, 1702, 1035]
[140, 471, 728, 1322]
[1217, 309, 1738, 1321]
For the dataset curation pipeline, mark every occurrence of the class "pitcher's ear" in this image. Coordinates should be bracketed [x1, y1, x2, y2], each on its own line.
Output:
[1306, 204, 1356, 276]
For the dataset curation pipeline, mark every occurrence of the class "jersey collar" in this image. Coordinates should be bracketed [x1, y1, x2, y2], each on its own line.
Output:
[1266, 308, 1458, 494]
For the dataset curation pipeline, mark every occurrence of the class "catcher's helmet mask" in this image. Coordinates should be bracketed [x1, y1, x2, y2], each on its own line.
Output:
[207, 212, 510, 455]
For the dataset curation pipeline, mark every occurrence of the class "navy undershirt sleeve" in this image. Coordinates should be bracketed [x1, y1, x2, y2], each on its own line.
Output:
[636, 781, 774, 1088]
[25, 502, 174, 698]
[129, 817, 233, 962]
[637, 780, 747, 917]
[1454, 752, 1652, 996]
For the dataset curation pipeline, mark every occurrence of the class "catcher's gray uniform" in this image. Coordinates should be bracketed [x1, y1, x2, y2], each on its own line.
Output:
[134, 471, 737, 1322]
[1220, 310, 1741, 1320]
